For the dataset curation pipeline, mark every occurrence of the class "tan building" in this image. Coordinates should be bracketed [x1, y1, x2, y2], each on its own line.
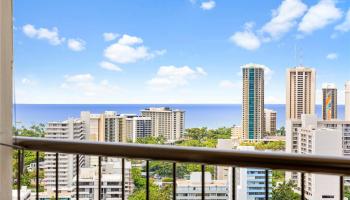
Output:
[286, 67, 316, 120]
[141, 107, 185, 141]
[322, 83, 337, 120]
[346, 81, 350, 121]
[80, 111, 118, 142]
[231, 125, 243, 139]
[242, 64, 265, 139]
[264, 109, 277, 135]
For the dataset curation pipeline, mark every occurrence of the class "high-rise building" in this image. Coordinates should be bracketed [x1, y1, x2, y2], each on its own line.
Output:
[71, 159, 133, 200]
[345, 81, 350, 121]
[116, 114, 152, 143]
[44, 119, 85, 195]
[80, 111, 118, 143]
[141, 107, 185, 141]
[285, 114, 343, 200]
[286, 67, 316, 120]
[322, 83, 337, 120]
[176, 172, 229, 200]
[264, 109, 277, 135]
[242, 64, 265, 139]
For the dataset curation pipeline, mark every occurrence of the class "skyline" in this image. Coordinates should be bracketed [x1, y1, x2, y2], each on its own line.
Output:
[13, 0, 350, 104]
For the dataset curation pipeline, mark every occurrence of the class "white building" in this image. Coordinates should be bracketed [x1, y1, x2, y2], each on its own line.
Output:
[236, 146, 272, 200]
[116, 114, 152, 143]
[286, 114, 346, 199]
[71, 159, 133, 200]
[44, 119, 85, 195]
[176, 172, 229, 200]
[231, 126, 243, 140]
[345, 81, 350, 121]
[12, 186, 31, 200]
[141, 107, 185, 141]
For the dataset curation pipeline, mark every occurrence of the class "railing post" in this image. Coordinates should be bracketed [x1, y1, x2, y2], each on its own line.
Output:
[146, 160, 150, 200]
[0, 0, 13, 199]
[340, 176, 344, 200]
[76, 154, 79, 200]
[201, 165, 205, 200]
[17, 150, 21, 200]
[98, 156, 102, 200]
[232, 167, 236, 200]
[36, 151, 39, 200]
[265, 169, 269, 200]
[55, 153, 59, 200]
[301, 173, 305, 200]
[122, 158, 125, 200]
[173, 163, 176, 200]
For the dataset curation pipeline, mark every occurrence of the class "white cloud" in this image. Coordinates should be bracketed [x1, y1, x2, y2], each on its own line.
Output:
[201, 0, 216, 10]
[104, 34, 165, 64]
[298, 0, 342, 34]
[67, 39, 86, 51]
[62, 74, 119, 96]
[230, 22, 261, 50]
[219, 80, 238, 89]
[326, 53, 338, 60]
[99, 61, 122, 72]
[335, 9, 350, 32]
[261, 0, 307, 39]
[147, 66, 207, 90]
[103, 32, 119, 41]
[22, 24, 65, 45]
[21, 78, 36, 86]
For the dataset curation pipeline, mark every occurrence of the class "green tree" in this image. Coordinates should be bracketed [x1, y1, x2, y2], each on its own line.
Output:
[271, 181, 300, 200]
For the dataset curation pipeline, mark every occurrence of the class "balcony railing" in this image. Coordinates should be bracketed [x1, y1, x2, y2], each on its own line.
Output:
[9, 136, 350, 200]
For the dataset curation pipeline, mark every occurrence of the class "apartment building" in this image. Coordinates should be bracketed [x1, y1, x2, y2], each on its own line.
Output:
[80, 111, 118, 142]
[44, 119, 85, 195]
[264, 109, 277, 135]
[176, 172, 229, 200]
[286, 67, 316, 120]
[346, 81, 350, 121]
[286, 114, 347, 199]
[116, 114, 152, 143]
[231, 126, 243, 140]
[322, 83, 337, 120]
[242, 64, 265, 140]
[236, 146, 272, 200]
[71, 159, 133, 200]
[141, 107, 185, 141]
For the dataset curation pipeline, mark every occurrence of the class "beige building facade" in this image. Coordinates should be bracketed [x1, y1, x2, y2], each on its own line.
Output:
[286, 67, 316, 120]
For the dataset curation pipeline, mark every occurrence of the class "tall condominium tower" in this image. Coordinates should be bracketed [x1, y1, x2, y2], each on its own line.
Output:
[286, 67, 316, 120]
[242, 64, 265, 139]
[322, 83, 337, 120]
[116, 114, 152, 143]
[346, 81, 350, 121]
[141, 107, 185, 141]
[44, 119, 85, 195]
[264, 109, 277, 134]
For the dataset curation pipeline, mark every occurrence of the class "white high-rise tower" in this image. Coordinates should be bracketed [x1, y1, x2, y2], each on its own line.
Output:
[345, 81, 350, 121]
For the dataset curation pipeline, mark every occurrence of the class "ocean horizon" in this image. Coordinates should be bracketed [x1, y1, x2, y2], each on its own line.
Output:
[14, 104, 345, 129]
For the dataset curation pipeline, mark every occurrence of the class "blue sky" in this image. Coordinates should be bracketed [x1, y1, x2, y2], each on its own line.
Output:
[13, 0, 350, 104]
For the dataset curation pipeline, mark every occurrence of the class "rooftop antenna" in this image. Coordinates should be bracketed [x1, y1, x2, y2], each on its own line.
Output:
[299, 47, 304, 67]
[294, 43, 304, 67]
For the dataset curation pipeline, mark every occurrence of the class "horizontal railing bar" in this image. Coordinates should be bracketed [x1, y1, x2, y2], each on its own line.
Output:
[13, 136, 350, 176]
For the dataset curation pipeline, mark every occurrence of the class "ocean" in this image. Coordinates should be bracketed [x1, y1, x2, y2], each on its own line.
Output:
[15, 104, 345, 129]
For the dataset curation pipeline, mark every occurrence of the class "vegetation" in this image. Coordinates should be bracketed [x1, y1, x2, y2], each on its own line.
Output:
[128, 167, 171, 200]
[276, 126, 286, 136]
[271, 181, 300, 200]
[12, 125, 45, 190]
[240, 140, 285, 151]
